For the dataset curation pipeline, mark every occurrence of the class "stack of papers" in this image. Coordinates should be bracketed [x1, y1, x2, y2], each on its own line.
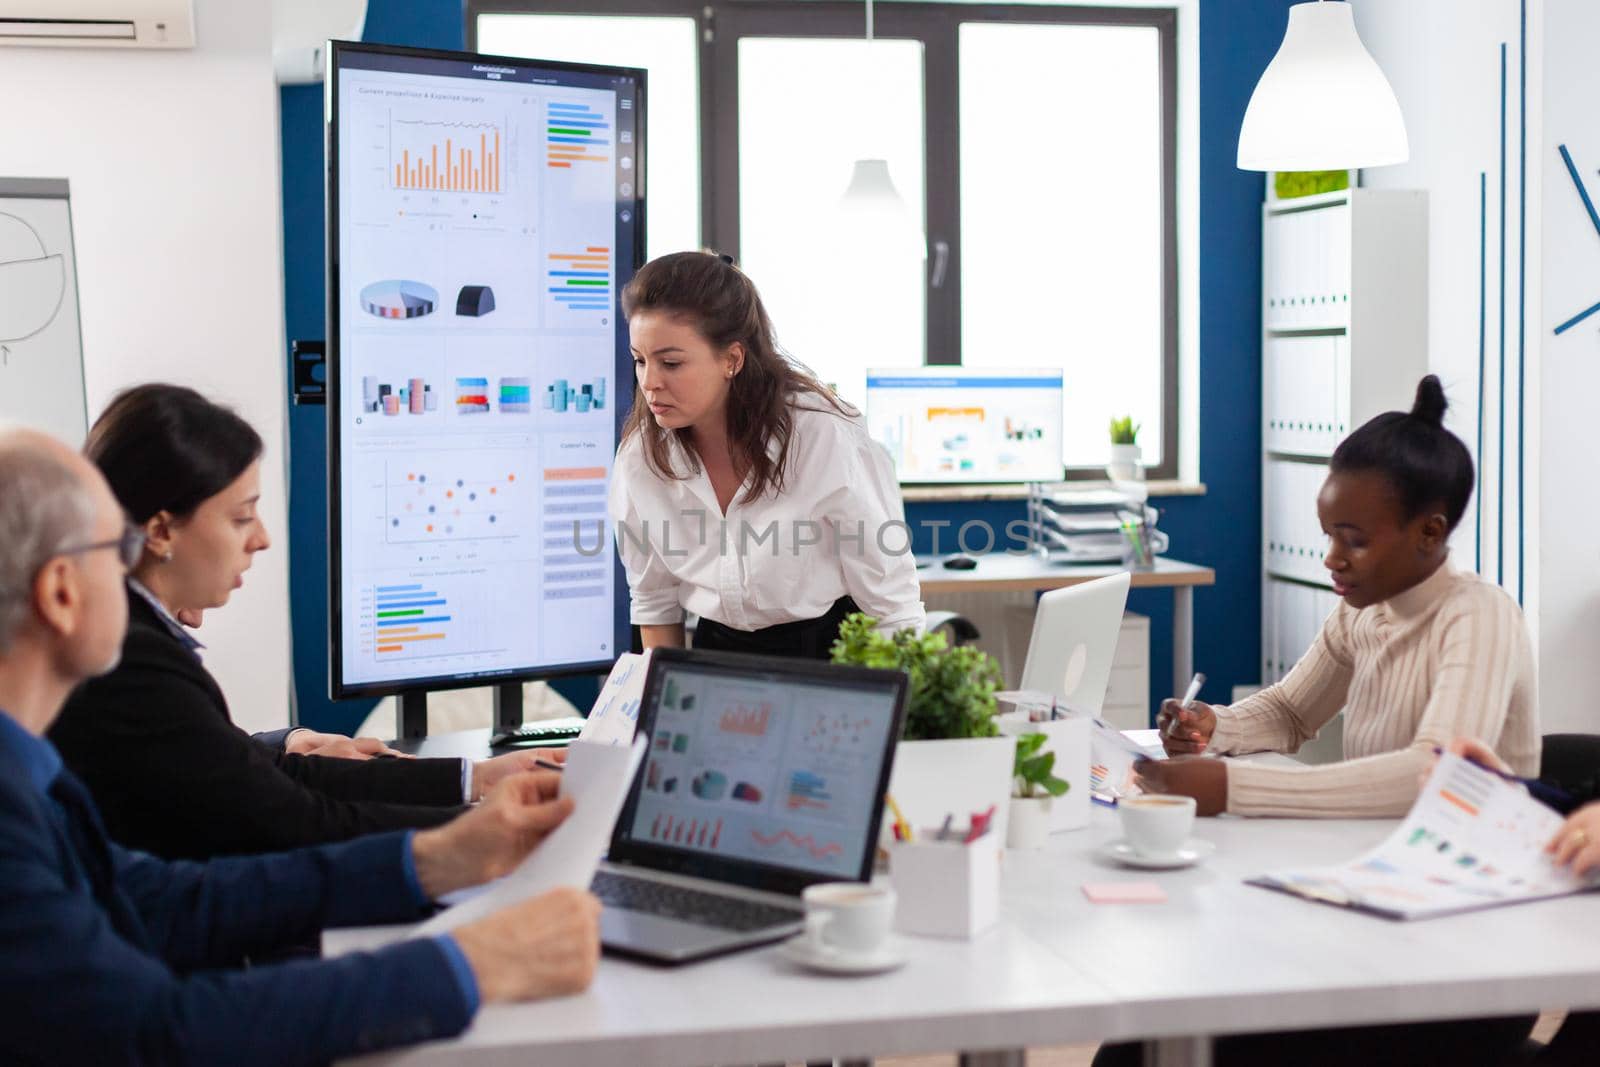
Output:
[1029, 484, 1159, 565]
[1250, 754, 1600, 920]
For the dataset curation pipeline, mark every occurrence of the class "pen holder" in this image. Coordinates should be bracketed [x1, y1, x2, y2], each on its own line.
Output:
[888, 832, 1001, 939]
[1118, 513, 1168, 572]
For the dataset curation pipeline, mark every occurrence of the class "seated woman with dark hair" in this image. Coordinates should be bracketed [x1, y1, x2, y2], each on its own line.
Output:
[1136, 375, 1539, 818]
[49, 384, 542, 860]
[1095, 377, 1546, 1064]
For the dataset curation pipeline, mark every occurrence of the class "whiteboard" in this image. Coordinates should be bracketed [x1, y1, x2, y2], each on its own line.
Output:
[0, 178, 86, 443]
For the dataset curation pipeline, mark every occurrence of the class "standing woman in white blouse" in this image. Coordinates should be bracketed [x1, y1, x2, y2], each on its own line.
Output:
[609, 251, 924, 657]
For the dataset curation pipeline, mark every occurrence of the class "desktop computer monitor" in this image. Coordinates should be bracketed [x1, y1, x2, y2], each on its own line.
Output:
[864, 367, 1064, 484]
[326, 41, 643, 698]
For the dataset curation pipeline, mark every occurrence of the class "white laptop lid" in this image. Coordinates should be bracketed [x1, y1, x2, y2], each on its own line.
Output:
[1018, 572, 1132, 715]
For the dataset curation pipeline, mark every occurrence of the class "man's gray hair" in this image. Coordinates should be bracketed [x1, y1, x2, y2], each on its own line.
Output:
[0, 432, 97, 653]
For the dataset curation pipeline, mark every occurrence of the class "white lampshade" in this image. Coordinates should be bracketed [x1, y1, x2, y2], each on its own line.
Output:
[1237, 1, 1407, 172]
[841, 158, 906, 208]
[839, 159, 926, 259]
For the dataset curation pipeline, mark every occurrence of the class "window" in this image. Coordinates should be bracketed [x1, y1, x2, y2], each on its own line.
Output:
[471, 2, 1178, 478]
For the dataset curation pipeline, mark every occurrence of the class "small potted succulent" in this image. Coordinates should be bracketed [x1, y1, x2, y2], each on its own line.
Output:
[1107, 415, 1142, 481]
[1007, 732, 1070, 849]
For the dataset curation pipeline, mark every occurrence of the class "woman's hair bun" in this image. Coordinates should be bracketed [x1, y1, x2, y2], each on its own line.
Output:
[1410, 374, 1448, 426]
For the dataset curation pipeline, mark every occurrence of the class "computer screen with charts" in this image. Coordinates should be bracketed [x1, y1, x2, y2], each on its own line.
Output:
[864, 367, 1065, 484]
[610, 651, 907, 892]
[327, 41, 643, 697]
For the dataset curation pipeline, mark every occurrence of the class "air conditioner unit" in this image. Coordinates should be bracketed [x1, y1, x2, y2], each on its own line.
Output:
[0, 1, 195, 49]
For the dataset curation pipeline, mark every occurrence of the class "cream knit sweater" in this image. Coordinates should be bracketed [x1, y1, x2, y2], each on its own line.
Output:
[1213, 560, 1539, 817]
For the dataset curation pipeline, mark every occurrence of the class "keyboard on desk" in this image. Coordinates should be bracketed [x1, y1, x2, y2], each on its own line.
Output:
[488, 718, 585, 749]
[591, 870, 803, 933]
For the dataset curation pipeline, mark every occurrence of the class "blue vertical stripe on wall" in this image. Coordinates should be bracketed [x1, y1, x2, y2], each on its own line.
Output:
[282, 0, 1286, 729]
[1477, 172, 1487, 576]
[1517, 1, 1526, 605]
[1497, 42, 1507, 588]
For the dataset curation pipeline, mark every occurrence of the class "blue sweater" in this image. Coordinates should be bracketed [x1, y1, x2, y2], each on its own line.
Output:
[0, 711, 477, 1065]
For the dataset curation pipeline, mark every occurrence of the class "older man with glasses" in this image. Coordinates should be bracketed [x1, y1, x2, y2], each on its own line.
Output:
[0, 427, 602, 1066]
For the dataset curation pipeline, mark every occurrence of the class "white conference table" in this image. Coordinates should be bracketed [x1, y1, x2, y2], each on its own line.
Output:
[339, 791, 1600, 1067]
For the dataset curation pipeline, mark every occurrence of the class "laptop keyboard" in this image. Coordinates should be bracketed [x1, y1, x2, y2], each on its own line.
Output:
[591, 870, 804, 933]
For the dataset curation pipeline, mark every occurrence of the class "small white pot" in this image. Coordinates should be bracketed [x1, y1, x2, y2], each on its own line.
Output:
[1006, 795, 1054, 849]
[1107, 442, 1143, 482]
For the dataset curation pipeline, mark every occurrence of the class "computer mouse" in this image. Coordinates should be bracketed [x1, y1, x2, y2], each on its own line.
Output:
[942, 554, 979, 570]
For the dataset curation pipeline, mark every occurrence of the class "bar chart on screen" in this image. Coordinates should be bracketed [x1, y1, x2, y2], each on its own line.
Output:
[545, 100, 611, 168]
[356, 572, 509, 666]
[546, 247, 612, 317]
[390, 114, 504, 193]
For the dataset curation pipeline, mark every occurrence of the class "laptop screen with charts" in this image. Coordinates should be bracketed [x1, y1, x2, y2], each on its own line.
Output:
[608, 648, 908, 896]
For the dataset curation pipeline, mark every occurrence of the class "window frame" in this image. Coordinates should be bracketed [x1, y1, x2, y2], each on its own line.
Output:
[468, 0, 1179, 480]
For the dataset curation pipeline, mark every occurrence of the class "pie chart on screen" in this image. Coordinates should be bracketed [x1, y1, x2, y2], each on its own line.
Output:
[360, 280, 438, 319]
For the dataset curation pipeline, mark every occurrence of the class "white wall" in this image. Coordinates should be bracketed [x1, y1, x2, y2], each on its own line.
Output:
[1355, 0, 1600, 735]
[0, 0, 293, 733]
[1534, 0, 1600, 736]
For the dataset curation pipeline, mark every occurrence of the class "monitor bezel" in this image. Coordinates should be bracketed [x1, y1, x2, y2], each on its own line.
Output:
[606, 647, 909, 896]
[325, 39, 645, 700]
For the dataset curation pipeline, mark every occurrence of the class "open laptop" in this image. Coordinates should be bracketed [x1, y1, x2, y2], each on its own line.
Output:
[592, 647, 908, 964]
[1018, 571, 1132, 714]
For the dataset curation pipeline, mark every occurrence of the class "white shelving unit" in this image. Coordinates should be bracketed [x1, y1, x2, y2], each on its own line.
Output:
[1260, 188, 1428, 690]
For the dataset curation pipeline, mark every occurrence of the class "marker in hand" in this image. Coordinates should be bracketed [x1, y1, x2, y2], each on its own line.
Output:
[1165, 672, 1207, 738]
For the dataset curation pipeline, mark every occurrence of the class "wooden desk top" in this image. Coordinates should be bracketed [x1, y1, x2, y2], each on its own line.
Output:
[915, 554, 1215, 594]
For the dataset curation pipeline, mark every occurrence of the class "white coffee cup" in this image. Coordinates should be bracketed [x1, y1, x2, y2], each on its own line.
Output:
[1118, 794, 1196, 859]
[801, 882, 895, 957]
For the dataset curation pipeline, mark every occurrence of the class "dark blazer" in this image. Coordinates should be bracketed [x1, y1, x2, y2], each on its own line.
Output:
[0, 743, 470, 1066]
[50, 589, 465, 860]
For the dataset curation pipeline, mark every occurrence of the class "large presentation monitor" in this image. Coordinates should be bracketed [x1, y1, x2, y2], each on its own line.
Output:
[327, 41, 643, 698]
[864, 367, 1065, 484]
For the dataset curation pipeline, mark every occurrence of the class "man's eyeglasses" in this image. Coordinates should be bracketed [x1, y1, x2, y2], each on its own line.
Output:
[58, 523, 147, 570]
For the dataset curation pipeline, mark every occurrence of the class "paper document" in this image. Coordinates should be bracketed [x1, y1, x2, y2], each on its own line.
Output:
[579, 650, 650, 746]
[1250, 753, 1600, 920]
[994, 690, 1159, 798]
[416, 736, 648, 935]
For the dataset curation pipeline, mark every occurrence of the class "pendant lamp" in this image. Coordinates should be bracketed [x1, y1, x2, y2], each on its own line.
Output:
[1237, 0, 1407, 171]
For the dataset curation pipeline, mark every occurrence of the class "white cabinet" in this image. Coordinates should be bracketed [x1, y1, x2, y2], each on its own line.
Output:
[1260, 188, 1428, 684]
[1102, 611, 1151, 730]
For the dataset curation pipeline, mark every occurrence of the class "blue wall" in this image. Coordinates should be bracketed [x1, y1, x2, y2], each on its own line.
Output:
[280, 0, 1284, 731]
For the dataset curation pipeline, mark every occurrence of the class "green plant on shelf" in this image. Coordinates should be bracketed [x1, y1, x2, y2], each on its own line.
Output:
[1013, 732, 1071, 799]
[1273, 169, 1351, 200]
[1109, 415, 1140, 445]
[829, 612, 1002, 741]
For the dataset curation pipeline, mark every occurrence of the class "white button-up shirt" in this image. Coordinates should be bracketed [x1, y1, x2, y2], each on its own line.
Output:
[609, 400, 925, 636]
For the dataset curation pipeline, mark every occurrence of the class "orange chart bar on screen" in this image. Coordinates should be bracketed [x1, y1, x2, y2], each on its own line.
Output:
[395, 131, 501, 192]
[545, 466, 607, 481]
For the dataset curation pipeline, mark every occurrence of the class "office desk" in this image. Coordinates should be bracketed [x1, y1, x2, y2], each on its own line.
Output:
[336, 806, 1600, 1067]
[917, 555, 1216, 696]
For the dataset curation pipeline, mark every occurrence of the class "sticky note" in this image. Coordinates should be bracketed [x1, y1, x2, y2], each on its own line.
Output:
[1082, 882, 1168, 904]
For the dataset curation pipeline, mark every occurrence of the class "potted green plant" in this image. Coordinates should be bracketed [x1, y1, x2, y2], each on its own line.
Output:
[1007, 733, 1070, 849]
[831, 613, 1016, 842]
[1107, 415, 1142, 481]
[830, 613, 1001, 741]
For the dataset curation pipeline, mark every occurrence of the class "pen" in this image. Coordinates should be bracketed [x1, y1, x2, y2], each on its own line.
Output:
[533, 758, 566, 773]
[1165, 672, 1207, 737]
[938, 813, 954, 841]
[1429, 746, 1576, 807]
[885, 793, 913, 843]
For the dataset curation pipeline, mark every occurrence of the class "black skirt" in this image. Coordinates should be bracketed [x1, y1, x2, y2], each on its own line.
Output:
[691, 596, 861, 661]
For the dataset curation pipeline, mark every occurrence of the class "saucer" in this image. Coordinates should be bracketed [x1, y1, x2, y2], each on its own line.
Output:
[777, 935, 909, 976]
[1097, 837, 1215, 870]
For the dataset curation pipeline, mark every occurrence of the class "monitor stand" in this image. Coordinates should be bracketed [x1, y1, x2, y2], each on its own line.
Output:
[396, 683, 524, 741]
